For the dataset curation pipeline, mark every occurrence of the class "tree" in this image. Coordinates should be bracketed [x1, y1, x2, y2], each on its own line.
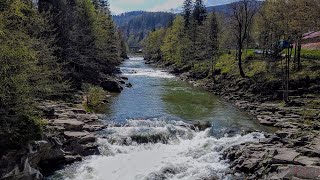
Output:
[205, 13, 219, 79]
[142, 28, 166, 61]
[0, 0, 66, 152]
[182, 0, 193, 28]
[161, 16, 192, 66]
[230, 0, 259, 77]
[193, 0, 207, 25]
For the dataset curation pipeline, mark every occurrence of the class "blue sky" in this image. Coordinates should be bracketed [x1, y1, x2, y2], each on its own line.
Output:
[109, 0, 234, 14]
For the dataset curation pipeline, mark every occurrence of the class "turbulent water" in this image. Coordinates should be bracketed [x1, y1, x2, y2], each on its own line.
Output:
[50, 57, 270, 180]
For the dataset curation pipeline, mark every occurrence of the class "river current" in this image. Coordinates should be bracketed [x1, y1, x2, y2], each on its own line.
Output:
[50, 56, 270, 180]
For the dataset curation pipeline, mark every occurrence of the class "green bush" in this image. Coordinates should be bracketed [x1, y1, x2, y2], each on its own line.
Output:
[83, 84, 107, 109]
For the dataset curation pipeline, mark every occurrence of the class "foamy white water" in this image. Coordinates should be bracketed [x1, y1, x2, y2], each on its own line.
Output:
[121, 57, 175, 79]
[53, 120, 263, 180]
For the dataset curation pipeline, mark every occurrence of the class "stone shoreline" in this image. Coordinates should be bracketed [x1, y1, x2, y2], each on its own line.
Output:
[0, 100, 107, 179]
[175, 70, 320, 179]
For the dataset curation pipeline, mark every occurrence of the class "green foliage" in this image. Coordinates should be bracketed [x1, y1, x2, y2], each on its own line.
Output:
[84, 84, 107, 108]
[245, 60, 267, 77]
[142, 28, 166, 61]
[161, 16, 192, 65]
[215, 54, 237, 74]
[0, 115, 43, 155]
[0, 0, 123, 153]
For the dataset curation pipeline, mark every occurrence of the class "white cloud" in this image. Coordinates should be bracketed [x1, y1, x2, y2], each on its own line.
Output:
[109, 4, 126, 15]
[113, 0, 146, 4]
[148, 0, 184, 12]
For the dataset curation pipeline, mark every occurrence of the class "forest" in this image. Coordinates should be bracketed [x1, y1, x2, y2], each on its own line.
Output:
[0, 0, 126, 154]
[113, 11, 175, 49]
[143, 0, 320, 95]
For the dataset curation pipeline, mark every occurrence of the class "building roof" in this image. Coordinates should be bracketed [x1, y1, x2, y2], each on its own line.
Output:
[303, 31, 320, 40]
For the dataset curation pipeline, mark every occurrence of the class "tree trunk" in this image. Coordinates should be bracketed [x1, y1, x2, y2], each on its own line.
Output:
[211, 55, 215, 82]
[238, 46, 245, 77]
[294, 44, 297, 70]
[297, 39, 302, 70]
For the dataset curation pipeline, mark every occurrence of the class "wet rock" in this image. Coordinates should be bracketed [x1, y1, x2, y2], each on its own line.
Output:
[83, 124, 106, 132]
[126, 83, 133, 88]
[191, 121, 212, 131]
[64, 155, 82, 164]
[100, 80, 123, 93]
[120, 76, 128, 80]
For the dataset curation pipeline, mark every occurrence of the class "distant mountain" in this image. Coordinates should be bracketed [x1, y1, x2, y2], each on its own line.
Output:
[207, 1, 264, 14]
[113, 11, 174, 48]
[112, 1, 263, 48]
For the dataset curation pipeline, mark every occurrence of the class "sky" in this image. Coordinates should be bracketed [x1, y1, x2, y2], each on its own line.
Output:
[109, 0, 234, 15]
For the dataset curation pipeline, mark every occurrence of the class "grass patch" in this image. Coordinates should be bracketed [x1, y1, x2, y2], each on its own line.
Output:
[215, 53, 237, 75]
[301, 49, 320, 60]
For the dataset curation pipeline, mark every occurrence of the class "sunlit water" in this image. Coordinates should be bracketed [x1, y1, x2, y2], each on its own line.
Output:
[50, 57, 271, 180]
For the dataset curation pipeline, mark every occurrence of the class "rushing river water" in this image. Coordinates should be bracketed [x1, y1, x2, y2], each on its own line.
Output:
[51, 56, 271, 180]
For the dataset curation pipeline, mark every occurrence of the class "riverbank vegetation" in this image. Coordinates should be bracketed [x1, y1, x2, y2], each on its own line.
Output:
[143, 0, 320, 103]
[0, 0, 126, 155]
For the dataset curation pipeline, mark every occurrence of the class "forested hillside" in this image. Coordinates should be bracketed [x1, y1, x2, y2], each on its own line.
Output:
[143, 0, 320, 100]
[113, 11, 174, 49]
[0, 0, 126, 155]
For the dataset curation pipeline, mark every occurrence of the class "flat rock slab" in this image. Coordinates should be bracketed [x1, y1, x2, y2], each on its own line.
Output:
[272, 165, 320, 180]
[52, 119, 84, 131]
[64, 131, 96, 144]
[271, 149, 302, 165]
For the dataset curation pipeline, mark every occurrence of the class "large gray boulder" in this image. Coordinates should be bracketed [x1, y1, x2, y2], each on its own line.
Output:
[100, 80, 123, 93]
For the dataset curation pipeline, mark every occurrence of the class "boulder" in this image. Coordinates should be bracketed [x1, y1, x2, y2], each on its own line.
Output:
[100, 80, 123, 93]
[75, 114, 99, 123]
[63, 131, 96, 144]
[126, 83, 133, 88]
[64, 155, 82, 164]
[121, 76, 129, 80]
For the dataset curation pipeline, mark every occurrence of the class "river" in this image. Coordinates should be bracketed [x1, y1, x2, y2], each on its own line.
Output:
[50, 56, 271, 180]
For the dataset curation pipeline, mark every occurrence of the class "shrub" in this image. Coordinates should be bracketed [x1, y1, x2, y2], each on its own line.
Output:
[83, 84, 107, 109]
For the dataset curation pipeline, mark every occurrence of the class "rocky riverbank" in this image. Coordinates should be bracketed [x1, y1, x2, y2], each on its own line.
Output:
[0, 99, 108, 179]
[146, 59, 320, 179]
[189, 77, 320, 179]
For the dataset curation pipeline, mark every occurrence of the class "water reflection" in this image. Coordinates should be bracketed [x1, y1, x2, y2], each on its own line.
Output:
[162, 80, 217, 120]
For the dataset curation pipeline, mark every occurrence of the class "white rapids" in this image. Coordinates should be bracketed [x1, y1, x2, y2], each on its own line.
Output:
[51, 119, 264, 180]
[121, 57, 175, 79]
